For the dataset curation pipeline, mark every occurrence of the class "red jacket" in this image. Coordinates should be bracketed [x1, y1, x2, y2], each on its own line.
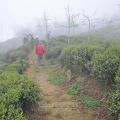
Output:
[35, 44, 45, 55]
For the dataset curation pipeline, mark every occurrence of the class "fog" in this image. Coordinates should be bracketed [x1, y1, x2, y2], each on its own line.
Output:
[0, 0, 120, 42]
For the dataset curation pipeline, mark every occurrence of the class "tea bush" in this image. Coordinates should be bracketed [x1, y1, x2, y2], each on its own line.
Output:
[0, 72, 39, 119]
[0, 103, 26, 120]
[60, 45, 103, 74]
[60, 45, 120, 85]
[4, 59, 28, 74]
[46, 45, 64, 60]
[108, 90, 120, 120]
[115, 66, 120, 87]
[0, 34, 39, 119]
[90, 52, 119, 85]
[108, 67, 120, 119]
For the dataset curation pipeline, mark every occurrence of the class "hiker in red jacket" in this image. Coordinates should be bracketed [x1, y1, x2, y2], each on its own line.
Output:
[35, 42, 45, 66]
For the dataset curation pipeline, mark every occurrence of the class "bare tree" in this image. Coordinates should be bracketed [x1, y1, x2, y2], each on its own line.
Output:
[54, 7, 79, 44]
[82, 15, 92, 41]
[82, 14, 103, 41]
[43, 12, 51, 41]
[66, 7, 79, 44]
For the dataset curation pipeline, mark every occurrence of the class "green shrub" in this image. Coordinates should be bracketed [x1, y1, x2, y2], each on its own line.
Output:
[5, 106, 26, 120]
[60, 45, 103, 74]
[0, 35, 36, 65]
[3, 47, 28, 63]
[106, 46, 120, 58]
[83, 96, 99, 109]
[46, 46, 64, 59]
[115, 66, 120, 87]
[90, 50, 120, 85]
[0, 72, 39, 103]
[0, 61, 7, 70]
[108, 90, 120, 119]
[0, 72, 39, 119]
[4, 59, 28, 74]
[48, 73, 67, 84]
[0, 103, 26, 120]
[60, 45, 78, 73]
[67, 83, 79, 95]
[0, 34, 38, 119]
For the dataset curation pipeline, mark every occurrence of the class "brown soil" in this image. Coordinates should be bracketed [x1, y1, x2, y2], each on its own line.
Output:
[25, 52, 103, 120]
[66, 74, 113, 120]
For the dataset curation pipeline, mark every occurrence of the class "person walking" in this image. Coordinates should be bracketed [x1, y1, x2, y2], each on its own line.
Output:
[35, 42, 45, 66]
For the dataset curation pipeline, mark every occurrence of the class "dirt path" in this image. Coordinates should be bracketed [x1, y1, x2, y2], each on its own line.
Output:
[25, 52, 102, 120]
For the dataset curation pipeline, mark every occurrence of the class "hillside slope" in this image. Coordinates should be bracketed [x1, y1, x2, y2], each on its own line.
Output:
[0, 37, 23, 53]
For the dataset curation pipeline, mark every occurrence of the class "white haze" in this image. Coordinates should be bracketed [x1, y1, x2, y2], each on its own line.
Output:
[0, 0, 119, 42]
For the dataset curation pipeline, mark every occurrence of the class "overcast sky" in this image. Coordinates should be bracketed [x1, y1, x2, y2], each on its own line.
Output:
[0, 0, 119, 42]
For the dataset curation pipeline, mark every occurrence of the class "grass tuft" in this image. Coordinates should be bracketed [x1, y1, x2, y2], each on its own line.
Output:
[32, 65, 39, 72]
[67, 83, 79, 95]
[48, 73, 67, 84]
[83, 96, 99, 109]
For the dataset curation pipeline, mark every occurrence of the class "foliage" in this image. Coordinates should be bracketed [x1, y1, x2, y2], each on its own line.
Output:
[44, 65, 55, 74]
[115, 67, 120, 88]
[4, 59, 28, 74]
[90, 51, 119, 85]
[0, 61, 7, 70]
[2, 46, 28, 64]
[0, 34, 39, 120]
[0, 72, 39, 120]
[108, 90, 120, 119]
[60, 45, 103, 74]
[48, 73, 67, 84]
[67, 83, 79, 95]
[108, 67, 120, 119]
[60, 44, 120, 85]
[32, 65, 39, 73]
[44, 65, 67, 84]
[83, 96, 99, 109]
[0, 34, 37, 67]
[44, 33, 120, 120]
[0, 104, 26, 120]
[48, 36, 68, 46]
[46, 45, 64, 60]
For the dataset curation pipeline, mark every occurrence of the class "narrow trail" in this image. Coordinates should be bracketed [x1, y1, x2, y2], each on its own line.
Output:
[25, 52, 102, 120]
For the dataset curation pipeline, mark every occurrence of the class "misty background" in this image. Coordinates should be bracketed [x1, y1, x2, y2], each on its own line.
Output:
[0, 0, 120, 52]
